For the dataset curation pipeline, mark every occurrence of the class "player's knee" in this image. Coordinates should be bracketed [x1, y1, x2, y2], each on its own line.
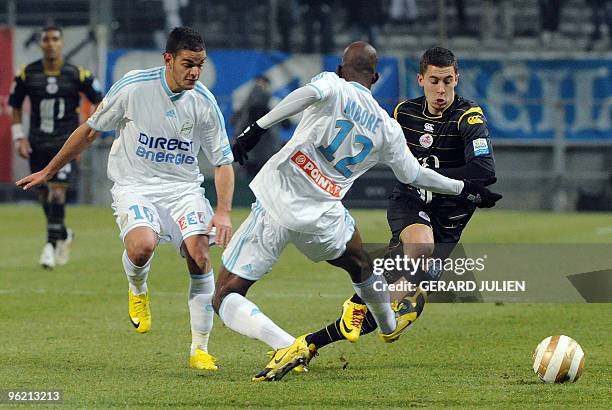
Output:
[48, 186, 66, 203]
[212, 287, 223, 314]
[192, 251, 211, 273]
[212, 282, 233, 314]
[212, 268, 250, 313]
[400, 227, 434, 258]
[127, 243, 155, 267]
[403, 242, 434, 259]
[37, 187, 48, 203]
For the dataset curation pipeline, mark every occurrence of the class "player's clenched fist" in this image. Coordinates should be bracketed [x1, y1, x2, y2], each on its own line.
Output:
[209, 212, 232, 247]
[232, 122, 267, 165]
[460, 180, 502, 208]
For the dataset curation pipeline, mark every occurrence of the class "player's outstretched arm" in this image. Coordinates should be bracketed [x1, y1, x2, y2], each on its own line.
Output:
[232, 85, 322, 165]
[15, 122, 99, 190]
[386, 140, 501, 208]
[209, 164, 234, 247]
[411, 167, 502, 208]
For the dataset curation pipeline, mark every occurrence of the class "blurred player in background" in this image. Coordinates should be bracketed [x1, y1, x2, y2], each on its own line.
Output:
[10, 26, 103, 269]
[16, 27, 234, 371]
[305, 46, 497, 357]
[230, 75, 281, 178]
[213, 41, 501, 381]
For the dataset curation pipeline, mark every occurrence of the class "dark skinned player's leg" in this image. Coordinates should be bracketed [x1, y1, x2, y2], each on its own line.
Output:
[213, 263, 296, 350]
[306, 228, 398, 349]
[357, 224, 434, 332]
[355, 230, 461, 336]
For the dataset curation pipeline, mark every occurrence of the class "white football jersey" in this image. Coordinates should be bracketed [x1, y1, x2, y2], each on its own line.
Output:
[87, 66, 233, 192]
[250, 71, 421, 233]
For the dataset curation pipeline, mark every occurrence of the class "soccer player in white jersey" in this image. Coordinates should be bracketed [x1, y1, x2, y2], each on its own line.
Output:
[16, 27, 234, 371]
[212, 42, 501, 381]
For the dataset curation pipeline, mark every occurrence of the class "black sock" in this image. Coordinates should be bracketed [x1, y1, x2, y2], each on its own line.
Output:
[39, 187, 50, 221]
[360, 310, 378, 335]
[348, 293, 378, 334]
[305, 319, 344, 350]
[47, 202, 67, 245]
[42, 200, 50, 220]
[350, 293, 364, 304]
[305, 292, 380, 349]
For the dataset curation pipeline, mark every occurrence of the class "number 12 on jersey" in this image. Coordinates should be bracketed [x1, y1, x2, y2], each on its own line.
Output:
[317, 119, 373, 177]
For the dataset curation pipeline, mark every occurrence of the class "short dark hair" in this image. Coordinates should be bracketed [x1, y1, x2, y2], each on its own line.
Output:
[419, 46, 458, 74]
[165, 27, 205, 55]
[255, 75, 270, 84]
[41, 25, 63, 37]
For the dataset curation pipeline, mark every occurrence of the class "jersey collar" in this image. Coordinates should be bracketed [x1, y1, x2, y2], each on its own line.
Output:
[160, 66, 186, 102]
[349, 81, 372, 94]
[42, 60, 64, 76]
[422, 95, 457, 119]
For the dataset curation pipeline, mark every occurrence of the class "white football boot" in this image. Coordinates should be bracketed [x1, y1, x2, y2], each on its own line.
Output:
[40, 243, 56, 269]
[55, 228, 74, 266]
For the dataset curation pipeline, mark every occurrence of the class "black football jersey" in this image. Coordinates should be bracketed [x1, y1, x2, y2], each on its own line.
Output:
[9, 60, 103, 149]
[392, 95, 495, 202]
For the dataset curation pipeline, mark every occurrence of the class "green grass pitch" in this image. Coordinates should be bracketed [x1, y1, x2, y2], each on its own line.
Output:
[1, 205, 611, 408]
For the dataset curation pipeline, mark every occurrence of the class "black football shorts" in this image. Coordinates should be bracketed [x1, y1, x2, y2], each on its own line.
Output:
[29, 145, 77, 185]
[386, 189, 476, 247]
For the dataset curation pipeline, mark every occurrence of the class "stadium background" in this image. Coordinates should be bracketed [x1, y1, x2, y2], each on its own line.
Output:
[0, 0, 610, 210]
[0, 1, 611, 407]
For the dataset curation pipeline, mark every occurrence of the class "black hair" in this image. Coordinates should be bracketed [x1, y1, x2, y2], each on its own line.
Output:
[41, 25, 63, 37]
[165, 27, 205, 55]
[419, 46, 458, 74]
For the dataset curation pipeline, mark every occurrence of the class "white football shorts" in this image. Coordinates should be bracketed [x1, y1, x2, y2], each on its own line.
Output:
[111, 186, 215, 251]
[222, 200, 355, 281]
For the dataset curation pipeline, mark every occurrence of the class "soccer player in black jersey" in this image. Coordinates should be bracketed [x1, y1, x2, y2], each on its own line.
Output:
[301, 46, 497, 361]
[10, 26, 103, 269]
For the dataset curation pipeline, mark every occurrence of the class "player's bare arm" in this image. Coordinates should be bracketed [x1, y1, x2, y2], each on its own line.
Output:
[16, 122, 99, 190]
[210, 164, 234, 247]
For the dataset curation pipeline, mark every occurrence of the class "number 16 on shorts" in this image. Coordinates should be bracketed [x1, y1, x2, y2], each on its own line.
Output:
[112, 193, 162, 237]
[129, 205, 155, 223]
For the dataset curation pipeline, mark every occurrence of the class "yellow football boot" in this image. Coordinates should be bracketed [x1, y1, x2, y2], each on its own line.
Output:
[339, 298, 368, 343]
[253, 335, 312, 381]
[190, 349, 219, 371]
[266, 337, 318, 373]
[380, 289, 426, 343]
[128, 289, 151, 333]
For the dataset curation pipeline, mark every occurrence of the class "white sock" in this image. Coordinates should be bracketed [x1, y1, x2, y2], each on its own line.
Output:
[219, 293, 295, 350]
[352, 274, 396, 333]
[188, 271, 215, 354]
[122, 250, 153, 295]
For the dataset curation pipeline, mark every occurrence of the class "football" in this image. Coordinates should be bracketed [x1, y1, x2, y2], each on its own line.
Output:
[532, 335, 585, 383]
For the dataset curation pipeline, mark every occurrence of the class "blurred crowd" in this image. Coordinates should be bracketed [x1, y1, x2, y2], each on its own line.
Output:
[150, 0, 612, 52]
